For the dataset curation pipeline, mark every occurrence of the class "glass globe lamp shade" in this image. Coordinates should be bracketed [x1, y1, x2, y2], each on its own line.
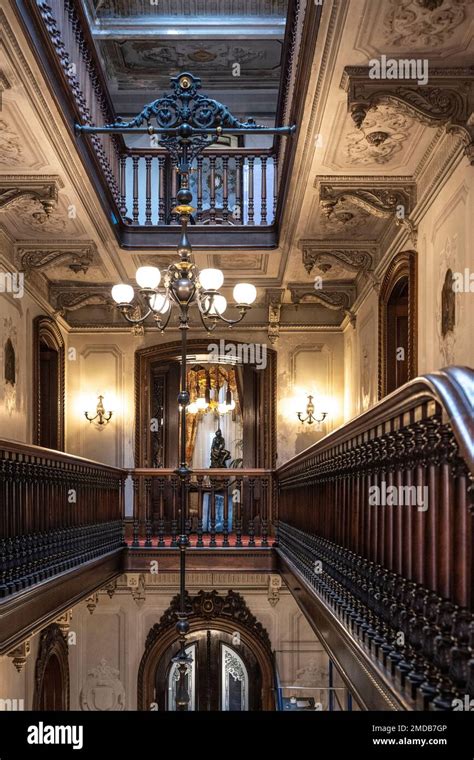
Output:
[150, 292, 170, 314]
[187, 402, 198, 414]
[199, 268, 224, 291]
[136, 266, 161, 290]
[206, 294, 227, 316]
[233, 283, 257, 305]
[111, 284, 134, 304]
[195, 396, 208, 411]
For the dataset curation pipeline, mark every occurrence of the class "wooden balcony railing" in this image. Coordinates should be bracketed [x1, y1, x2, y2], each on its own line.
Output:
[276, 367, 474, 708]
[128, 469, 273, 549]
[0, 440, 126, 598]
[121, 148, 278, 228]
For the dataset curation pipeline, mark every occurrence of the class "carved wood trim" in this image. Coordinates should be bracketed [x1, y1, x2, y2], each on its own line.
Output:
[33, 316, 65, 451]
[378, 251, 418, 400]
[32, 623, 70, 711]
[134, 339, 277, 470]
[137, 590, 275, 710]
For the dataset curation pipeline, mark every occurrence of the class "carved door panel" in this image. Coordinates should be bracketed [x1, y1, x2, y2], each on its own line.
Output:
[155, 629, 261, 711]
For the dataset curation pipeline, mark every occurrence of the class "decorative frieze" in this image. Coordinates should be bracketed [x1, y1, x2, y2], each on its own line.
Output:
[289, 281, 357, 326]
[16, 241, 97, 275]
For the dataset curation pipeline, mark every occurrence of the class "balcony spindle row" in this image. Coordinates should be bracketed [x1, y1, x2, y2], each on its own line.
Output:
[121, 152, 278, 227]
[127, 469, 272, 548]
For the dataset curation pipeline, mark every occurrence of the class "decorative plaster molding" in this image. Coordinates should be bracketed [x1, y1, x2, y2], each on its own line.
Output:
[316, 175, 417, 245]
[7, 639, 31, 673]
[299, 241, 379, 289]
[342, 66, 474, 164]
[265, 288, 285, 344]
[16, 241, 97, 274]
[268, 574, 282, 607]
[50, 284, 114, 316]
[0, 175, 62, 215]
[384, 0, 470, 48]
[289, 281, 357, 326]
[80, 659, 125, 712]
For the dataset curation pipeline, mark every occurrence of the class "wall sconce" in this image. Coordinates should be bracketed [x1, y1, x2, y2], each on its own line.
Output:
[297, 395, 327, 426]
[84, 395, 113, 429]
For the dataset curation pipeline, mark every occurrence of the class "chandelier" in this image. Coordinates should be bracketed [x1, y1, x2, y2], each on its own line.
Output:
[187, 366, 236, 416]
[110, 195, 257, 330]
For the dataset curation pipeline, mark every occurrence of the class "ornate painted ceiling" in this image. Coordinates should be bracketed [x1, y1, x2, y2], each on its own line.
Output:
[82, 0, 288, 117]
[0, 0, 473, 336]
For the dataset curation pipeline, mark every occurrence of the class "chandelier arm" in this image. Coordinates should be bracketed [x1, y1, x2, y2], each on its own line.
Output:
[196, 290, 214, 316]
[197, 307, 218, 333]
[120, 306, 152, 325]
[215, 310, 247, 327]
[152, 303, 174, 332]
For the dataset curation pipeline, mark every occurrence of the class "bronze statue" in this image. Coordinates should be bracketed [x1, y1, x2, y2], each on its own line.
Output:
[210, 428, 231, 468]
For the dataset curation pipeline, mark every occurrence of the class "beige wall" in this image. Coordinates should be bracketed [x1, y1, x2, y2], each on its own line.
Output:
[417, 157, 474, 374]
[343, 289, 379, 422]
[64, 328, 345, 470]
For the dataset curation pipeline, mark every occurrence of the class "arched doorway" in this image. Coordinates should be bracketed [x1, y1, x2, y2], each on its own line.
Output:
[138, 590, 276, 711]
[378, 251, 417, 398]
[33, 624, 69, 711]
[33, 316, 65, 450]
[39, 653, 63, 711]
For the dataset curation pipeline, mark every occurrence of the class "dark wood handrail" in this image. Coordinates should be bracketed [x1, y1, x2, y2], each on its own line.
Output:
[277, 367, 474, 476]
[131, 468, 272, 477]
[125, 147, 276, 158]
[0, 438, 127, 476]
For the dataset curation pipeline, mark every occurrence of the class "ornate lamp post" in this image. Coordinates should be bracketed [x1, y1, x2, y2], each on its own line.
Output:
[76, 72, 295, 710]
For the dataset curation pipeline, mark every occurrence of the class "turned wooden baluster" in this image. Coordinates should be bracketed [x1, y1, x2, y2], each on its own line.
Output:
[223, 476, 230, 547]
[132, 475, 140, 547]
[145, 477, 152, 547]
[196, 156, 203, 223]
[145, 155, 152, 225]
[426, 418, 441, 594]
[235, 155, 243, 224]
[414, 422, 427, 585]
[157, 477, 165, 547]
[209, 155, 216, 224]
[132, 155, 140, 224]
[272, 154, 278, 223]
[235, 477, 243, 547]
[158, 156, 165, 224]
[170, 476, 178, 546]
[248, 477, 256, 547]
[247, 156, 255, 225]
[261, 476, 269, 547]
[119, 154, 127, 219]
[453, 458, 469, 608]
[438, 425, 453, 600]
[196, 475, 204, 547]
[210, 478, 217, 547]
[260, 155, 267, 225]
[222, 156, 229, 224]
